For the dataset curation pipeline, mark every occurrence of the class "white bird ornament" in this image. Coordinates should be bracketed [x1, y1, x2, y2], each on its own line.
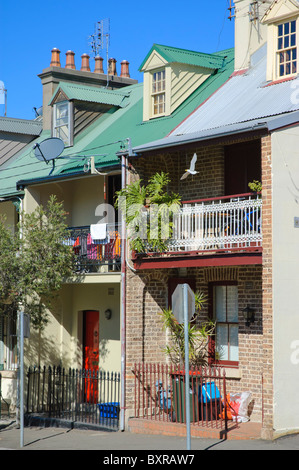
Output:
[180, 153, 198, 180]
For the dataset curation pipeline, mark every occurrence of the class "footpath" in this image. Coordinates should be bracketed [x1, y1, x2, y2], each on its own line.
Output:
[1, 418, 299, 452]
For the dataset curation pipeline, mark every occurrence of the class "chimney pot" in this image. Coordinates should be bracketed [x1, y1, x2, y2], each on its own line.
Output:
[120, 60, 130, 78]
[65, 50, 76, 69]
[50, 48, 61, 67]
[81, 53, 90, 72]
[94, 56, 104, 74]
[108, 58, 117, 76]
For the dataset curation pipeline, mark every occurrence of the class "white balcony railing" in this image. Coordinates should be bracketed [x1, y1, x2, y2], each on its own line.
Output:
[167, 193, 262, 253]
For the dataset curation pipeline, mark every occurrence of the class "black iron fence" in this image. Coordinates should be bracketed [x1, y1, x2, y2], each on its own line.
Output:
[26, 366, 120, 429]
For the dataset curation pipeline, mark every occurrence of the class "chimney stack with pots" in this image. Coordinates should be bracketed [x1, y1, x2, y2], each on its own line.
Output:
[120, 60, 130, 78]
[94, 56, 104, 74]
[81, 54, 91, 72]
[39, 48, 138, 131]
[50, 48, 61, 67]
[65, 50, 76, 69]
[108, 58, 117, 76]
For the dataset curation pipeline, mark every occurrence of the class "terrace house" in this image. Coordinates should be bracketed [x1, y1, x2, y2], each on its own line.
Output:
[123, 0, 299, 439]
[0, 42, 234, 424]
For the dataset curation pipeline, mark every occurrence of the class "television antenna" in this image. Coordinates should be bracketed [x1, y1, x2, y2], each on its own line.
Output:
[88, 18, 110, 86]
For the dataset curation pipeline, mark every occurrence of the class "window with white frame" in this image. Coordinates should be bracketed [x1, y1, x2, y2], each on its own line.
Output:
[277, 19, 297, 78]
[212, 284, 239, 365]
[152, 70, 166, 116]
[53, 101, 73, 147]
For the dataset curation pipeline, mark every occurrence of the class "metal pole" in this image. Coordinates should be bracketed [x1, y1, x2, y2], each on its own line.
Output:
[120, 153, 127, 431]
[20, 310, 24, 448]
[183, 284, 191, 450]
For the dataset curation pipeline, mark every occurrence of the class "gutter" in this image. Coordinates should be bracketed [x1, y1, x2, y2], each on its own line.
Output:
[16, 164, 121, 190]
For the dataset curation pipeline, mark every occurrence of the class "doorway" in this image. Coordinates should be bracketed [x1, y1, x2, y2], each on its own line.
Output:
[83, 310, 99, 402]
[224, 140, 261, 195]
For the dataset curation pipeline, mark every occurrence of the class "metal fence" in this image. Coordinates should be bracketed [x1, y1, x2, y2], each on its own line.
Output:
[26, 366, 120, 429]
[66, 223, 121, 273]
[133, 363, 228, 430]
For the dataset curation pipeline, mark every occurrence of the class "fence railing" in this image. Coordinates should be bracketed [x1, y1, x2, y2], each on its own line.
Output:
[26, 366, 120, 429]
[133, 363, 227, 430]
[169, 193, 262, 252]
[65, 223, 121, 273]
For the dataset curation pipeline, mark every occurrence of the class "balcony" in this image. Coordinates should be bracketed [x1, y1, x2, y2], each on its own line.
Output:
[133, 193, 262, 269]
[66, 223, 121, 273]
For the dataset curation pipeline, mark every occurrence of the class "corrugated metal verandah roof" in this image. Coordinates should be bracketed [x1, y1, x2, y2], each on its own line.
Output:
[133, 45, 299, 153]
[0, 47, 234, 198]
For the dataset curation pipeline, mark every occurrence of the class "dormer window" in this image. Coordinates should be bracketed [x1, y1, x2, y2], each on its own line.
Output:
[277, 19, 297, 77]
[152, 70, 166, 116]
[53, 101, 73, 147]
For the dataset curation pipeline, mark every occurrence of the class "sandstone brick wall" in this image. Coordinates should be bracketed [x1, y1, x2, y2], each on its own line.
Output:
[125, 264, 264, 422]
[125, 135, 273, 433]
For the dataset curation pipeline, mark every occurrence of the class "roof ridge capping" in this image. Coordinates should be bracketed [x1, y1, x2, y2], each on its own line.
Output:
[139, 43, 230, 71]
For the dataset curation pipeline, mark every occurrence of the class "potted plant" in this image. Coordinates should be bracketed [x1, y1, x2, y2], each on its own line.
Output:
[159, 291, 215, 422]
[115, 172, 181, 254]
[160, 291, 214, 368]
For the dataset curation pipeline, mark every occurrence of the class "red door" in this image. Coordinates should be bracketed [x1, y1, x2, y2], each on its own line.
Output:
[83, 311, 99, 402]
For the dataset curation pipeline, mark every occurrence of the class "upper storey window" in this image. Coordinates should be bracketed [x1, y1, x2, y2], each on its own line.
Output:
[152, 70, 166, 116]
[262, 0, 299, 82]
[277, 20, 297, 77]
[53, 101, 73, 147]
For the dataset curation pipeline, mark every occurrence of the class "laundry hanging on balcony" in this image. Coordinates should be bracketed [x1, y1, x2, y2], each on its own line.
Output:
[90, 223, 107, 242]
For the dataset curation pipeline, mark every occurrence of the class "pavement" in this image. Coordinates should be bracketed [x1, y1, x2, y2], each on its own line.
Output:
[1, 418, 299, 453]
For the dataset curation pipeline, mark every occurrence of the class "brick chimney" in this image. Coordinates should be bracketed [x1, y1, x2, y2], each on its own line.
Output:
[94, 56, 104, 74]
[81, 54, 91, 72]
[39, 49, 138, 131]
[65, 50, 76, 69]
[50, 48, 61, 67]
[120, 60, 130, 78]
[108, 58, 117, 76]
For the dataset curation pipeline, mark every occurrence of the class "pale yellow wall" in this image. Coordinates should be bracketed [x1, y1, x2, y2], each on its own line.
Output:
[142, 51, 212, 121]
[272, 126, 299, 433]
[24, 173, 108, 227]
[24, 280, 121, 373]
[0, 201, 17, 231]
[234, 0, 268, 71]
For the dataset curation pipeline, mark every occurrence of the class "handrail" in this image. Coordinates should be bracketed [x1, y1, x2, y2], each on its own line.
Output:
[181, 192, 261, 205]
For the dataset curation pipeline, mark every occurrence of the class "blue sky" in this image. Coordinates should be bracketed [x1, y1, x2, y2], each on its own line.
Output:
[0, 0, 234, 120]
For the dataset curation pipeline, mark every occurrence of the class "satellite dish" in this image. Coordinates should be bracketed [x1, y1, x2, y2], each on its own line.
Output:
[33, 137, 64, 175]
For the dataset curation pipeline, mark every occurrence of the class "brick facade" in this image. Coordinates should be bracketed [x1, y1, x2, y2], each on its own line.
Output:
[125, 135, 274, 435]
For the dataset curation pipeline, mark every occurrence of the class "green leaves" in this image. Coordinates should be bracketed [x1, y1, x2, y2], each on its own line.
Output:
[0, 195, 74, 329]
[115, 172, 181, 253]
[160, 291, 215, 367]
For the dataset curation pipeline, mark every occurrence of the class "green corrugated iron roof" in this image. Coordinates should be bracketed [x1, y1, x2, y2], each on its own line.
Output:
[49, 82, 130, 108]
[139, 44, 226, 71]
[0, 47, 234, 198]
[0, 116, 42, 135]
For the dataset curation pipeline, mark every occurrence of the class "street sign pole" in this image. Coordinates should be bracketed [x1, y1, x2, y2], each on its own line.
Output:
[183, 284, 191, 451]
[20, 310, 24, 448]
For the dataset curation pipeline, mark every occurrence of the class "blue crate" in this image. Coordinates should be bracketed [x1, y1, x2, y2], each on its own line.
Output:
[199, 382, 221, 403]
[98, 402, 119, 418]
